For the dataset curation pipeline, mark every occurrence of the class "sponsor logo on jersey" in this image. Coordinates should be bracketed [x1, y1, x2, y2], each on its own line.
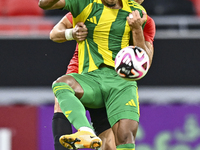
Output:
[87, 16, 97, 24]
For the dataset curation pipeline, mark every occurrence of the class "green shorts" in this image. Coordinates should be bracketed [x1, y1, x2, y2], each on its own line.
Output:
[68, 66, 140, 127]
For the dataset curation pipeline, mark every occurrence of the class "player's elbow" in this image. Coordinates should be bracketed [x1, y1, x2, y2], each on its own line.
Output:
[38, 1, 47, 10]
[147, 51, 154, 67]
[49, 31, 58, 42]
[49, 30, 65, 43]
[38, 0, 51, 10]
[50, 37, 65, 43]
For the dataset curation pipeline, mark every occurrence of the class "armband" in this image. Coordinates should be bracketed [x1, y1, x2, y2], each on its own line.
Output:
[65, 28, 74, 40]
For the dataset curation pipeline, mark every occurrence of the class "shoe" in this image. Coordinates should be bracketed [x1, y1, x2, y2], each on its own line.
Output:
[59, 130, 102, 149]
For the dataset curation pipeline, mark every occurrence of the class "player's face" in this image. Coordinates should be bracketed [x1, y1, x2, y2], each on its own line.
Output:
[103, 0, 118, 7]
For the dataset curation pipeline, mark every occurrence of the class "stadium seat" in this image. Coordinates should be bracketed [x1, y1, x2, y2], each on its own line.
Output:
[0, 24, 14, 31]
[0, 17, 54, 37]
[6, 0, 43, 16]
[0, 0, 6, 16]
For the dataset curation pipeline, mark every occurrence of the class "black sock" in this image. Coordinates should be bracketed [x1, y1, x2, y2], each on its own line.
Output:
[52, 112, 72, 150]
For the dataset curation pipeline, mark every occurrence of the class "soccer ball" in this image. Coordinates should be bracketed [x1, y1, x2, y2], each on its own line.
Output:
[115, 46, 150, 81]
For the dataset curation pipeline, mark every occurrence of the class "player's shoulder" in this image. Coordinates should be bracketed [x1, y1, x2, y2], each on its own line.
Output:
[66, 12, 72, 17]
[146, 15, 155, 27]
[65, 12, 73, 24]
[144, 15, 156, 39]
[130, 0, 146, 12]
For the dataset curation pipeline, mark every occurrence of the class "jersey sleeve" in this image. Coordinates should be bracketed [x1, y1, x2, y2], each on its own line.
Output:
[64, 0, 88, 16]
[143, 16, 156, 45]
[66, 12, 73, 24]
[66, 43, 79, 74]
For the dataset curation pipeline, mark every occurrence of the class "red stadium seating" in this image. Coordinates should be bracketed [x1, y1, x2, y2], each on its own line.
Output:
[0, 0, 53, 37]
[0, 0, 6, 16]
[5, 0, 43, 16]
[0, 17, 54, 37]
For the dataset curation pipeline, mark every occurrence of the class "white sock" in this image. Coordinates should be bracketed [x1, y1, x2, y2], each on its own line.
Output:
[79, 127, 96, 135]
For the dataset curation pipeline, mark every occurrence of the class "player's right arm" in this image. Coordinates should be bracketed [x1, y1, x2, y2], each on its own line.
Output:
[50, 12, 88, 74]
[50, 13, 73, 43]
[50, 13, 88, 43]
[38, 0, 65, 10]
[38, 0, 66, 10]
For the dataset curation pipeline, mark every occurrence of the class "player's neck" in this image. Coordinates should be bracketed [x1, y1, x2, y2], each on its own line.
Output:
[102, 0, 123, 9]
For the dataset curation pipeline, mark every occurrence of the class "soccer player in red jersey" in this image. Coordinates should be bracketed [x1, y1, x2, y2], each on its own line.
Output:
[50, 0, 155, 149]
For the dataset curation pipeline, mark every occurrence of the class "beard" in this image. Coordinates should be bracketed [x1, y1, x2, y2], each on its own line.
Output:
[105, 2, 116, 7]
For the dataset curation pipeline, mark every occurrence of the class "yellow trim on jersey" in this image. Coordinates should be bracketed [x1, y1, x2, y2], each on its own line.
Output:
[53, 85, 74, 94]
[121, 21, 131, 49]
[120, 0, 132, 49]
[117, 148, 135, 150]
[78, 41, 85, 74]
[95, 0, 102, 4]
[86, 40, 98, 72]
[132, 1, 146, 12]
[136, 88, 140, 116]
[72, 0, 103, 27]
[122, 0, 132, 12]
[93, 7, 119, 67]
[72, 3, 93, 27]
[73, 0, 102, 73]
[132, 1, 148, 22]
[78, 40, 98, 73]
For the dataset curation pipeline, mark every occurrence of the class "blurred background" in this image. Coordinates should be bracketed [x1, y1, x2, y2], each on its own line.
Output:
[1, 0, 200, 150]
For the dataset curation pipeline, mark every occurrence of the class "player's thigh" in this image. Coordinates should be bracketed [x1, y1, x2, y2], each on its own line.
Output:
[106, 85, 140, 127]
[69, 73, 104, 108]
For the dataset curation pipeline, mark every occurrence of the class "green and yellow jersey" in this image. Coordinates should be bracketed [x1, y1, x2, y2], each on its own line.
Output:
[64, 0, 146, 73]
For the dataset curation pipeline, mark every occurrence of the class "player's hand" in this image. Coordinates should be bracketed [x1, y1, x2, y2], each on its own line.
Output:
[72, 22, 88, 42]
[127, 10, 147, 31]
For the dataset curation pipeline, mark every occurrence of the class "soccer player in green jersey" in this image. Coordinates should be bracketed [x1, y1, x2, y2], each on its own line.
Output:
[39, 0, 154, 149]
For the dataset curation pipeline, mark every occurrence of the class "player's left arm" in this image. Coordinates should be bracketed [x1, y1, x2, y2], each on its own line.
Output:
[127, 10, 154, 66]
[143, 16, 156, 67]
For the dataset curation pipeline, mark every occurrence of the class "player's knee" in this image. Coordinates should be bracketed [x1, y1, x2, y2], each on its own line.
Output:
[52, 75, 77, 87]
[116, 131, 134, 145]
[53, 75, 68, 85]
[113, 120, 138, 145]
[52, 75, 84, 99]
[52, 75, 73, 92]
